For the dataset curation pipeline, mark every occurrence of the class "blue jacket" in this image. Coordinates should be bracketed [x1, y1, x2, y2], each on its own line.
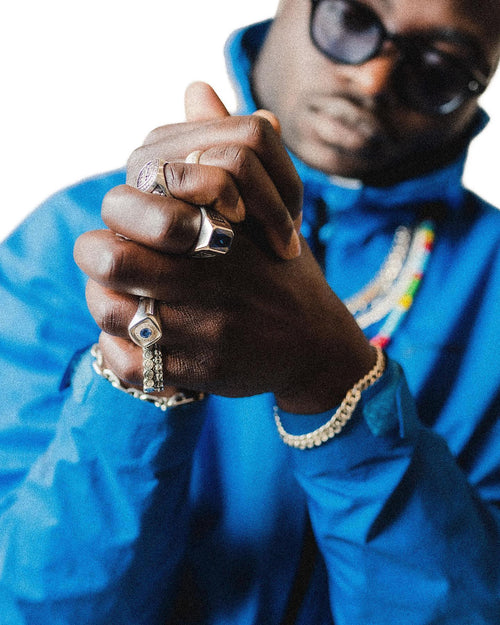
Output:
[0, 21, 499, 625]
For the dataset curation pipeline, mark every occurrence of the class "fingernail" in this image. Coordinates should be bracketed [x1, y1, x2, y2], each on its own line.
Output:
[185, 150, 204, 164]
[235, 197, 246, 222]
[284, 230, 301, 260]
[253, 109, 281, 135]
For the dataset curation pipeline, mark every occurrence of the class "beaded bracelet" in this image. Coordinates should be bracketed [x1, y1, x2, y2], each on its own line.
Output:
[274, 346, 385, 449]
[91, 343, 205, 411]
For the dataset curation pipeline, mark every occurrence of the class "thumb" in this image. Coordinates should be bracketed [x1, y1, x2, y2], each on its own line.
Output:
[252, 109, 281, 136]
[185, 81, 230, 122]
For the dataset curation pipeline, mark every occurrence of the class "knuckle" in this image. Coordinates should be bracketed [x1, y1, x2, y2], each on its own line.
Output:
[239, 115, 272, 149]
[151, 204, 199, 256]
[96, 301, 123, 336]
[163, 162, 188, 195]
[155, 209, 180, 248]
[101, 186, 119, 210]
[143, 125, 167, 145]
[86, 281, 128, 337]
[99, 240, 128, 285]
[224, 145, 252, 177]
[212, 174, 239, 212]
[101, 185, 128, 222]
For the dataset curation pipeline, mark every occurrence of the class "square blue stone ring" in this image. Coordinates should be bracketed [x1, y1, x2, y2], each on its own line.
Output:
[128, 297, 164, 393]
[128, 297, 162, 348]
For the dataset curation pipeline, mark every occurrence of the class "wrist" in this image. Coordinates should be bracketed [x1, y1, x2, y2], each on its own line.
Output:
[274, 335, 377, 414]
[274, 346, 386, 449]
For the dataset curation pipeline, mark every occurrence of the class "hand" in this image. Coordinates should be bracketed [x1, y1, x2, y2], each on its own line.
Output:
[75, 231, 374, 414]
[74, 83, 375, 413]
[117, 82, 302, 261]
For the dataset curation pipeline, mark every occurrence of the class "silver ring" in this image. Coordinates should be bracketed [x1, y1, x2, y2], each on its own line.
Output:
[128, 297, 164, 393]
[136, 158, 170, 196]
[137, 157, 234, 257]
[128, 297, 162, 347]
[142, 343, 164, 394]
[184, 151, 234, 256]
[190, 207, 234, 258]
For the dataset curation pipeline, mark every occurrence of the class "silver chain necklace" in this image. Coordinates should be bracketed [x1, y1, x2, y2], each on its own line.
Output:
[344, 225, 413, 328]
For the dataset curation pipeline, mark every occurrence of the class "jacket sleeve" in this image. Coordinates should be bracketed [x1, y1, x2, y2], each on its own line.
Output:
[277, 358, 500, 625]
[0, 180, 205, 624]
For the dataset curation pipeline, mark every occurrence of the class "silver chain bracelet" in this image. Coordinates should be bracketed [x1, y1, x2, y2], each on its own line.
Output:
[91, 343, 205, 411]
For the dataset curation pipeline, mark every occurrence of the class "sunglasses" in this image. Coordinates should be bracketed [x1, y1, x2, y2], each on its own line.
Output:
[310, 0, 488, 115]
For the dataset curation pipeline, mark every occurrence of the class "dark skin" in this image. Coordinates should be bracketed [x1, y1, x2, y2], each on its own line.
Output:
[253, 0, 500, 184]
[74, 0, 500, 414]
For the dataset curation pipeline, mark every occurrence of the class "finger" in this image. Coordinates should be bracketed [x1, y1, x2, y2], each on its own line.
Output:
[74, 229, 210, 301]
[86, 280, 186, 344]
[98, 332, 143, 387]
[253, 109, 281, 136]
[163, 162, 246, 222]
[99, 331, 206, 392]
[94, 294, 218, 392]
[101, 185, 202, 254]
[197, 145, 301, 259]
[131, 115, 302, 223]
[184, 81, 230, 122]
[86, 279, 138, 339]
[165, 146, 299, 259]
[87, 280, 222, 356]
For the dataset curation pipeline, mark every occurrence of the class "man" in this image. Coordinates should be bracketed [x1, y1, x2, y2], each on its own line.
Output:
[0, 0, 499, 623]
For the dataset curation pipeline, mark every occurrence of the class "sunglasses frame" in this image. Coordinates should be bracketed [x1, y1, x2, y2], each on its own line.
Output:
[309, 0, 488, 114]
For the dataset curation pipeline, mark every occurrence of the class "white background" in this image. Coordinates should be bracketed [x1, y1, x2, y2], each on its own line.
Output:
[1, 0, 498, 241]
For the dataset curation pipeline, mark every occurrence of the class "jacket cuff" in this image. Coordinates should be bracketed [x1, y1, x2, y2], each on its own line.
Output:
[61, 345, 207, 473]
[276, 356, 420, 443]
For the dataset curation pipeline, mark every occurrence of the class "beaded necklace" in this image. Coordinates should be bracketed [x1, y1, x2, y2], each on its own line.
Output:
[343, 220, 436, 349]
[345, 225, 412, 324]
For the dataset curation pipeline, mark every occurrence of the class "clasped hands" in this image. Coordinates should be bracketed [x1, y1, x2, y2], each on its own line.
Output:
[74, 82, 374, 414]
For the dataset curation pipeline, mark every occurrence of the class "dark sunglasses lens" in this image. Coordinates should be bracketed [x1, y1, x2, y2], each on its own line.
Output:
[398, 50, 469, 114]
[312, 0, 382, 64]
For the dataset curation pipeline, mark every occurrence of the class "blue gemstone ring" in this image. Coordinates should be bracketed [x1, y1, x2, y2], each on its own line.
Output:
[128, 297, 164, 393]
[190, 207, 234, 258]
[128, 297, 162, 348]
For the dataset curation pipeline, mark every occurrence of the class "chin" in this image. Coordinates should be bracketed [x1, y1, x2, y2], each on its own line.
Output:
[294, 140, 380, 180]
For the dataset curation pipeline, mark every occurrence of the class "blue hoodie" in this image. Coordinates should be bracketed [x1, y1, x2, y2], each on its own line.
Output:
[0, 20, 499, 625]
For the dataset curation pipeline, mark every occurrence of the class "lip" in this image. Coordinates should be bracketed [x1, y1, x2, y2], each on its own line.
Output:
[307, 95, 392, 155]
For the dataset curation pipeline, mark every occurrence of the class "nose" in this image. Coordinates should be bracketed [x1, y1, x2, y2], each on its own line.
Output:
[351, 54, 398, 99]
